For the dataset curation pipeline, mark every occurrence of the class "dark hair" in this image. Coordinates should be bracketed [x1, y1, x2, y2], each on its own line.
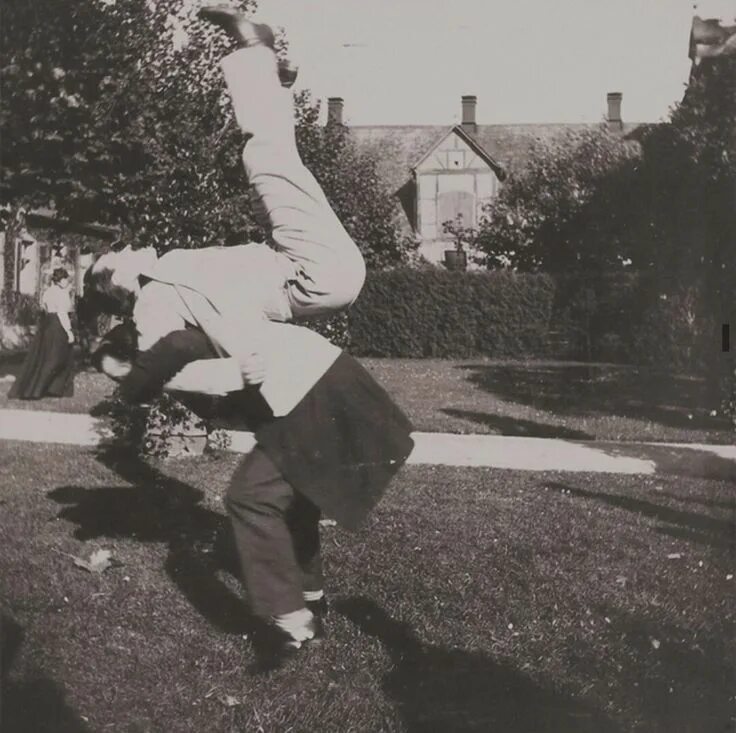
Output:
[83, 264, 136, 317]
[51, 267, 69, 284]
[91, 321, 138, 371]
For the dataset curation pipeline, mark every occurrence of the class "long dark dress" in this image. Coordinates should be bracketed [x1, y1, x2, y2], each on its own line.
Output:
[8, 312, 75, 399]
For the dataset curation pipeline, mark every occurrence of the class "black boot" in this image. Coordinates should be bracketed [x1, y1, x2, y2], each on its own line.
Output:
[250, 616, 323, 671]
[198, 6, 275, 49]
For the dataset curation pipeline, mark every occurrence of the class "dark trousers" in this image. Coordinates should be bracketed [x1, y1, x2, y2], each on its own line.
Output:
[225, 445, 324, 618]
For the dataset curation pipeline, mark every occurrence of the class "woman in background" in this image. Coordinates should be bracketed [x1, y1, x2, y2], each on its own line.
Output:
[9, 267, 76, 399]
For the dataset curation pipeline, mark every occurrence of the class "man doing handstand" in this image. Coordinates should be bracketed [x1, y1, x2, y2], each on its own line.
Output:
[84, 5, 366, 356]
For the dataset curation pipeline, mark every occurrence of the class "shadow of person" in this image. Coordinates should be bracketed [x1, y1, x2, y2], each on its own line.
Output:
[335, 597, 619, 733]
[2, 612, 92, 733]
[590, 606, 735, 733]
[458, 362, 728, 433]
[441, 407, 594, 439]
[593, 443, 736, 485]
[47, 447, 252, 637]
[546, 481, 735, 550]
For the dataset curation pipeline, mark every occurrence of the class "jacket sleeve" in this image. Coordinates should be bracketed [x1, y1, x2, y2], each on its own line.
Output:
[118, 329, 216, 404]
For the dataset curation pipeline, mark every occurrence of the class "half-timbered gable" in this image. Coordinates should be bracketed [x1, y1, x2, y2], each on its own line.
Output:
[347, 92, 646, 267]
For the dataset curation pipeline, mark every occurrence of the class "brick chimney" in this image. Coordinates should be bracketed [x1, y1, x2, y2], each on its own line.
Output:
[327, 97, 344, 126]
[607, 92, 623, 131]
[461, 95, 477, 135]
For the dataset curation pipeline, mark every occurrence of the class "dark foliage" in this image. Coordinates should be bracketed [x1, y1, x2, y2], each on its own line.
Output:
[348, 268, 555, 358]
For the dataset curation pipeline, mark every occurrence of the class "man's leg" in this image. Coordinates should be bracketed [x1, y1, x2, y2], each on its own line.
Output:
[286, 492, 326, 613]
[224, 446, 318, 645]
[220, 44, 366, 319]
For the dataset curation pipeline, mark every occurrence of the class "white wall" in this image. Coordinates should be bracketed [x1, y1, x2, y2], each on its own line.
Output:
[17, 241, 39, 296]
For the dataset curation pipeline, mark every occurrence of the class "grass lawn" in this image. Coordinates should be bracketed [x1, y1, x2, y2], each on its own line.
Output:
[1, 442, 733, 732]
[0, 356, 732, 444]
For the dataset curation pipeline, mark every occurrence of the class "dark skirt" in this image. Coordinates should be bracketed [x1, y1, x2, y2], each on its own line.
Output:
[254, 352, 415, 530]
[8, 313, 75, 400]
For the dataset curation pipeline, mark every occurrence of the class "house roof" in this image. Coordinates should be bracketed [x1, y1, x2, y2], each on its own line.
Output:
[351, 121, 649, 193]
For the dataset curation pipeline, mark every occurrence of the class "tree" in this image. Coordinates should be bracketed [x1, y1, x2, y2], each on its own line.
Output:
[474, 127, 641, 274]
[2, 2, 410, 269]
[669, 57, 736, 410]
[294, 91, 414, 271]
[474, 52, 735, 410]
[1, 0, 124, 288]
[1, 0, 261, 256]
[475, 57, 734, 289]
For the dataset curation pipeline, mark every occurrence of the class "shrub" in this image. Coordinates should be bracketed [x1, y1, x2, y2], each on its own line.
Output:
[629, 287, 719, 374]
[100, 390, 231, 459]
[348, 268, 555, 358]
[301, 311, 351, 349]
[475, 128, 641, 273]
[0, 291, 42, 328]
[550, 272, 649, 362]
[0, 291, 42, 351]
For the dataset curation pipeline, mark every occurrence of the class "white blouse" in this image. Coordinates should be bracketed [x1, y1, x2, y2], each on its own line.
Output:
[42, 284, 72, 314]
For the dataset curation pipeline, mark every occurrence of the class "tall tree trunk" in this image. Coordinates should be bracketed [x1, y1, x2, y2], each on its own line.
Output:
[3, 203, 26, 294]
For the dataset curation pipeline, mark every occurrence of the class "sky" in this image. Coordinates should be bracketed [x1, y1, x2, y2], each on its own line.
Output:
[255, 0, 736, 126]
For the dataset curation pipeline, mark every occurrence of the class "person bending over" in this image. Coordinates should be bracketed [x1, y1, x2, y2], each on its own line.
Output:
[94, 319, 413, 665]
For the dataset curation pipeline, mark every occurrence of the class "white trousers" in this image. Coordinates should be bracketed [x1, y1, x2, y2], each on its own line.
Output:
[221, 47, 366, 319]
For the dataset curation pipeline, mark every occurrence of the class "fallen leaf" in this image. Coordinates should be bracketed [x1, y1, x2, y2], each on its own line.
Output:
[218, 695, 240, 708]
[651, 639, 661, 650]
[74, 549, 113, 574]
[615, 576, 627, 586]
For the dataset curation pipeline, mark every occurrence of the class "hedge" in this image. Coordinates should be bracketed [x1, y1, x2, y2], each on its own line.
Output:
[346, 268, 729, 374]
[348, 268, 555, 358]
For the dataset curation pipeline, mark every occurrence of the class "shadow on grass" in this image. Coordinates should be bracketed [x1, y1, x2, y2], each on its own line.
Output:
[546, 481, 734, 550]
[441, 407, 594, 439]
[653, 491, 735, 511]
[594, 606, 735, 733]
[336, 597, 619, 733]
[47, 447, 251, 637]
[593, 443, 736, 485]
[1, 613, 92, 733]
[458, 363, 728, 432]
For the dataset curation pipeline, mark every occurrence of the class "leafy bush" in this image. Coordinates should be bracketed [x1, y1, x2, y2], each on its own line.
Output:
[100, 390, 231, 459]
[475, 128, 640, 273]
[301, 311, 351, 349]
[631, 288, 713, 373]
[0, 291, 42, 328]
[348, 268, 555, 358]
[549, 272, 648, 362]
